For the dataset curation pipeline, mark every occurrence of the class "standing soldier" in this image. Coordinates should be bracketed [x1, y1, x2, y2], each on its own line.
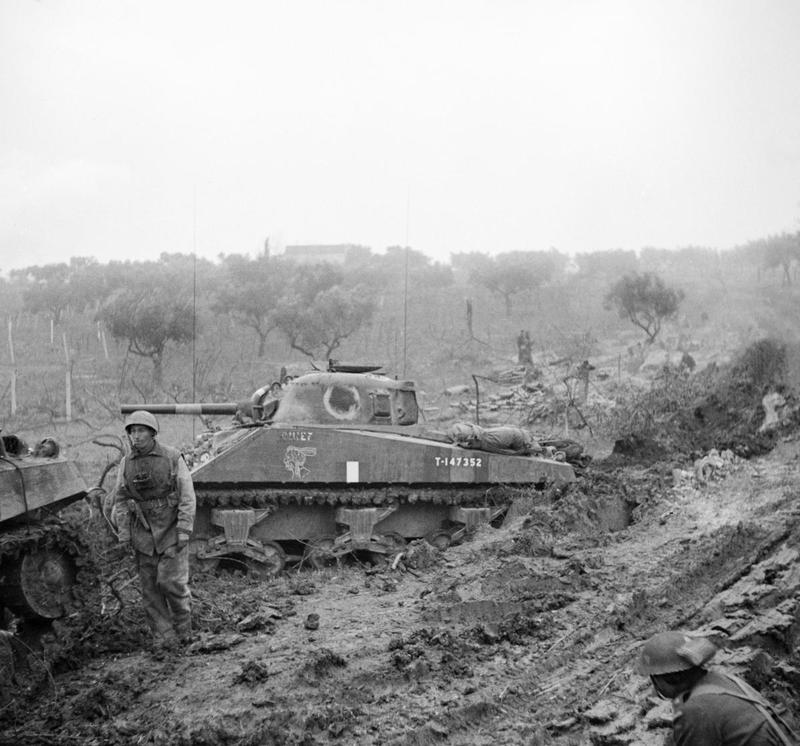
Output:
[517, 330, 533, 365]
[114, 411, 196, 649]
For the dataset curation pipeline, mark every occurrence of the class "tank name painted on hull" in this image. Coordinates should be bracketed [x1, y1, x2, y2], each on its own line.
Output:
[284, 446, 317, 479]
[280, 431, 313, 441]
[433, 456, 483, 468]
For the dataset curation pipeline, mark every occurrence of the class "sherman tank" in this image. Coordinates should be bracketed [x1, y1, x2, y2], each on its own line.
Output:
[0, 433, 91, 620]
[121, 363, 575, 576]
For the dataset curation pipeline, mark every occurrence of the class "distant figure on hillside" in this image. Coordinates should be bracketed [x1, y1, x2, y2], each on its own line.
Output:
[575, 360, 595, 403]
[517, 330, 533, 365]
[636, 631, 796, 745]
[679, 351, 696, 372]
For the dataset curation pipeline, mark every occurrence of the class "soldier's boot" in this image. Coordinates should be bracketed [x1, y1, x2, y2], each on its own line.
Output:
[149, 633, 179, 660]
[172, 602, 193, 645]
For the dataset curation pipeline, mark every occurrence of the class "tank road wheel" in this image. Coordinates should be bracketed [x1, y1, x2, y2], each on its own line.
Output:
[193, 543, 285, 579]
[3, 549, 76, 619]
[303, 535, 340, 570]
[249, 541, 286, 579]
[425, 529, 452, 552]
[367, 531, 407, 566]
[190, 556, 221, 577]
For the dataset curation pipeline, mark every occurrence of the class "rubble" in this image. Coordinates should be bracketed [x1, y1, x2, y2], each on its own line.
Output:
[670, 447, 741, 490]
[760, 391, 786, 433]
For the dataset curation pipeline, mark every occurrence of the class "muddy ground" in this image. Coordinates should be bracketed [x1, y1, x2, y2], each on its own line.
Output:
[2, 430, 799, 745]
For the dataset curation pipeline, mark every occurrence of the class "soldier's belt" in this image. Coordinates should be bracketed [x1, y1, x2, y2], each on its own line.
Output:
[132, 494, 179, 510]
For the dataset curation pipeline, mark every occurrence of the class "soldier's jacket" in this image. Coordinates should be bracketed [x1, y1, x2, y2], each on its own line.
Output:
[113, 441, 196, 556]
[672, 669, 789, 746]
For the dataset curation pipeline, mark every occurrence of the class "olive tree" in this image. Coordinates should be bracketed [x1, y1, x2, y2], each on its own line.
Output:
[97, 262, 195, 388]
[604, 271, 684, 344]
[761, 232, 800, 286]
[471, 251, 558, 317]
[11, 262, 74, 326]
[213, 254, 292, 357]
[275, 264, 376, 360]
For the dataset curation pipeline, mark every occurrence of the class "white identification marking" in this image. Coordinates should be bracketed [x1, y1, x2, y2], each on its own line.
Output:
[346, 461, 360, 483]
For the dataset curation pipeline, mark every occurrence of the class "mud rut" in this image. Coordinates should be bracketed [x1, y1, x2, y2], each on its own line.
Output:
[2, 442, 799, 746]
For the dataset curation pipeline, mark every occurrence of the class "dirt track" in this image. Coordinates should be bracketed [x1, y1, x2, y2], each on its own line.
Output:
[2, 435, 799, 745]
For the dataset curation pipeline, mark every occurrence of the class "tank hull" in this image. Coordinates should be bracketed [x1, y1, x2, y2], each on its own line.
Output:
[192, 425, 574, 487]
[189, 424, 574, 567]
[1, 456, 87, 523]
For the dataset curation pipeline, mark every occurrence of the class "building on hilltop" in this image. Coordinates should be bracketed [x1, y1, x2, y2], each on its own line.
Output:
[283, 244, 368, 265]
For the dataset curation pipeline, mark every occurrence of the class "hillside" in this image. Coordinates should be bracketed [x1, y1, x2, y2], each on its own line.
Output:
[2, 246, 800, 744]
[1, 350, 799, 745]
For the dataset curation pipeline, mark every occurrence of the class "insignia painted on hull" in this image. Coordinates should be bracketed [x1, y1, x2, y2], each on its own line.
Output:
[284, 446, 317, 479]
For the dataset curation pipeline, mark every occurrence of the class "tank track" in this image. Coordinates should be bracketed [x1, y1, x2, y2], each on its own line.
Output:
[195, 484, 525, 509]
[0, 518, 103, 701]
[0, 519, 97, 619]
[1, 521, 79, 564]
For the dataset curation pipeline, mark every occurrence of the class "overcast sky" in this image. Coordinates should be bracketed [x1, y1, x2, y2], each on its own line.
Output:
[1, 0, 799, 274]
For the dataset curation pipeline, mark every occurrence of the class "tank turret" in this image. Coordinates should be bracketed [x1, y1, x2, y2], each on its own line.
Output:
[120, 363, 575, 576]
[122, 365, 418, 427]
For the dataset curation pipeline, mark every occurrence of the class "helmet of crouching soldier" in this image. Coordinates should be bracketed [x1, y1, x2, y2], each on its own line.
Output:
[637, 631, 718, 675]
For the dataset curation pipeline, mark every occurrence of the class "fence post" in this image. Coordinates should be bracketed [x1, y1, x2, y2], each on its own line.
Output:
[63, 332, 72, 421]
[8, 318, 16, 416]
[98, 321, 110, 360]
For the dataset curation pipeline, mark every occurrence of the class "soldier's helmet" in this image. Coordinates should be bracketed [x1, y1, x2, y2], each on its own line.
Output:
[637, 631, 718, 675]
[124, 410, 159, 435]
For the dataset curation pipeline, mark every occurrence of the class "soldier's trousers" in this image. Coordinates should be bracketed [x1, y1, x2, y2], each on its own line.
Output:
[136, 545, 192, 640]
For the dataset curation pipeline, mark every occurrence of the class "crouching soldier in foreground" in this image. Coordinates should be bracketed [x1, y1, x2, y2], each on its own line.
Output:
[114, 411, 196, 649]
[637, 631, 797, 745]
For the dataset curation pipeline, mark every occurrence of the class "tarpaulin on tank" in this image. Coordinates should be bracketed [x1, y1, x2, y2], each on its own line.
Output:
[447, 423, 541, 456]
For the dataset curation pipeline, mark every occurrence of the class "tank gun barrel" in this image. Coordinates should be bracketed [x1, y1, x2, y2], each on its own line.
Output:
[120, 403, 241, 416]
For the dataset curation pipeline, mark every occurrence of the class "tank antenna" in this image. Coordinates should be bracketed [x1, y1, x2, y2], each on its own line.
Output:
[191, 187, 198, 441]
[402, 188, 410, 377]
